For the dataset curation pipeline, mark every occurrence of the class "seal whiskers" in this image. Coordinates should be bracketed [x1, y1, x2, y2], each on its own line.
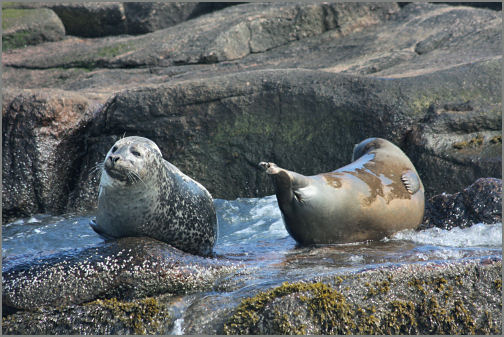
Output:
[91, 136, 217, 256]
[90, 162, 104, 177]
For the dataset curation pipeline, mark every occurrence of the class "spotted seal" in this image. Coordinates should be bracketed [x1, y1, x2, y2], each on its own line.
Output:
[259, 137, 425, 244]
[90, 136, 217, 256]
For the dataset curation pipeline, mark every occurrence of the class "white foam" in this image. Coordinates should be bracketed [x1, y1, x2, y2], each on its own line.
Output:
[269, 219, 287, 235]
[27, 216, 40, 223]
[171, 318, 184, 335]
[349, 255, 364, 263]
[216, 195, 290, 247]
[391, 223, 502, 248]
[11, 218, 25, 225]
[249, 195, 282, 217]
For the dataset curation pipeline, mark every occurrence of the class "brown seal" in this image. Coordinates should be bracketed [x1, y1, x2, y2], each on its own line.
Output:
[90, 136, 217, 256]
[259, 138, 425, 244]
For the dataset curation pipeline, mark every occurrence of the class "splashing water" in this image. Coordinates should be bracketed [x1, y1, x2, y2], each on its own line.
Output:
[3, 196, 501, 271]
[390, 223, 502, 248]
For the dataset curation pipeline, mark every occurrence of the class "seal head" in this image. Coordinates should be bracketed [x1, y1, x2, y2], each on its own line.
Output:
[260, 137, 425, 244]
[91, 136, 217, 256]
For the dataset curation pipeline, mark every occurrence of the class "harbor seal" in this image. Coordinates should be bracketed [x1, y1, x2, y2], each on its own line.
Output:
[259, 137, 425, 244]
[90, 136, 217, 256]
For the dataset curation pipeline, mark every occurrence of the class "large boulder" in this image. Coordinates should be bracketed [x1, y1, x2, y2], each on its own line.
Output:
[421, 177, 502, 230]
[68, 58, 500, 210]
[2, 237, 239, 314]
[1, 89, 102, 223]
[2, 8, 65, 50]
[222, 258, 502, 335]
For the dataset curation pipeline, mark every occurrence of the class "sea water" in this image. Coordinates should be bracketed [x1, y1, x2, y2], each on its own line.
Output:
[3, 195, 501, 266]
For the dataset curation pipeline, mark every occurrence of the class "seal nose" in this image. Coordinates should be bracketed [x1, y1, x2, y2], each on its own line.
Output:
[109, 154, 120, 165]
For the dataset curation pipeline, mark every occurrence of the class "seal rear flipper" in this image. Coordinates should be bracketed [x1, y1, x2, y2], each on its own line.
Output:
[401, 170, 421, 194]
[89, 219, 115, 241]
[258, 162, 282, 175]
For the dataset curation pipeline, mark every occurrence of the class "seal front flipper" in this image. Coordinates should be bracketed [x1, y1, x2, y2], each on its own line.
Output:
[401, 170, 421, 194]
[89, 219, 115, 241]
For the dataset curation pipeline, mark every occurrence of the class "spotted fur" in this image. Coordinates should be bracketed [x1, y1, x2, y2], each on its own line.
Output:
[92, 136, 217, 256]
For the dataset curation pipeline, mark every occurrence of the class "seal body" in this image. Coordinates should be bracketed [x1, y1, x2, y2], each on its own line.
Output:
[259, 138, 425, 244]
[91, 136, 217, 256]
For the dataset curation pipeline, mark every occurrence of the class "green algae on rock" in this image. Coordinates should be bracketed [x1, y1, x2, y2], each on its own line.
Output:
[2, 8, 65, 50]
[223, 281, 355, 335]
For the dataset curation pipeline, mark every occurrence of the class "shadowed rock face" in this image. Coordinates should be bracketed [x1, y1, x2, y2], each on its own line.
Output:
[421, 177, 502, 230]
[2, 296, 176, 335]
[2, 89, 102, 222]
[1, 2, 238, 38]
[2, 237, 239, 314]
[2, 2, 501, 221]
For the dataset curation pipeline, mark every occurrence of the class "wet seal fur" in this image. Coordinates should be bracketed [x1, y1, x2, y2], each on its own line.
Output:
[90, 136, 217, 256]
[259, 138, 425, 244]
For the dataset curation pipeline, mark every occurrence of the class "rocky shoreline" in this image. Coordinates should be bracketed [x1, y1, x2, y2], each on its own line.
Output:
[3, 2, 501, 223]
[2, 2, 502, 335]
[3, 252, 501, 334]
[221, 258, 502, 335]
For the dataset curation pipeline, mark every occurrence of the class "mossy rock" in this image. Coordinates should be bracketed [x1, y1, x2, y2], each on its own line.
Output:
[223, 260, 502, 335]
[2, 8, 65, 50]
[2, 297, 174, 335]
[223, 281, 355, 335]
[85, 297, 171, 335]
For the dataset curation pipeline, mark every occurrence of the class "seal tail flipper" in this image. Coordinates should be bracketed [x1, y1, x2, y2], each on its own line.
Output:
[259, 162, 293, 190]
[258, 162, 282, 175]
[259, 161, 313, 205]
[401, 170, 421, 194]
[89, 219, 115, 240]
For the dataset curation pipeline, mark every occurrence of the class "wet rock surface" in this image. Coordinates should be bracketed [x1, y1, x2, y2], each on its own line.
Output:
[3, 239, 500, 335]
[222, 258, 502, 335]
[2, 237, 240, 314]
[421, 177, 502, 230]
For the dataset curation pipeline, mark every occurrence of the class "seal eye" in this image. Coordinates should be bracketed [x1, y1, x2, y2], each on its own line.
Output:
[112, 146, 118, 153]
[131, 149, 141, 157]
